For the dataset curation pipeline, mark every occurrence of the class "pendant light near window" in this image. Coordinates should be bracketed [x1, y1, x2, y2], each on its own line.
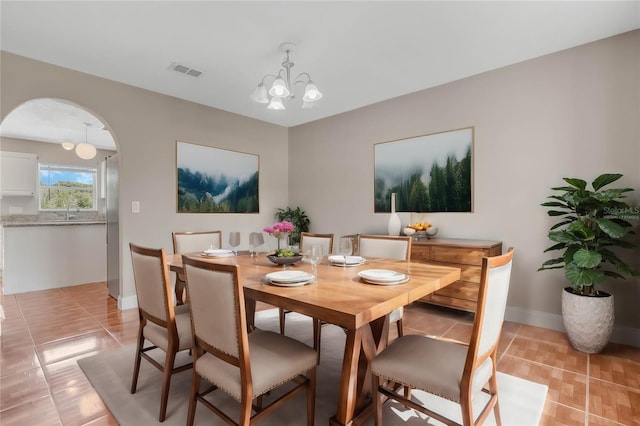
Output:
[75, 122, 97, 160]
[250, 42, 323, 110]
[61, 141, 75, 150]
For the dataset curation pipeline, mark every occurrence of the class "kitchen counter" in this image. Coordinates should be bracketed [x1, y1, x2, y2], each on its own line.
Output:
[3, 221, 105, 227]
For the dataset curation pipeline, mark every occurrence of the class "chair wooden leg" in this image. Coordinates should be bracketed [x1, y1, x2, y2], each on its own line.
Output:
[307, 367, 317, 426]
[313, 318, 322, 364]
[130, 323, 145, 394]
[186, 369, 200, 426]
[489, 372, 502, 426]
[158, 349, 177, 422]
[239, 394, 252, 426]
[396, 318, 404, 337]
[372, 373, 382, 426]
[175, 278, 185, 306]
[279, 308, 286, 335]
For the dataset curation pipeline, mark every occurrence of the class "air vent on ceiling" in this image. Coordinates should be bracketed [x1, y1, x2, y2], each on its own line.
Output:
[168, 62, 204, 78]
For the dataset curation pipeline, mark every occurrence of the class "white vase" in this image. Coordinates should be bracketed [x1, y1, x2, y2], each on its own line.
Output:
[561, 287, 614, 353]
[388, 193, 401, 236]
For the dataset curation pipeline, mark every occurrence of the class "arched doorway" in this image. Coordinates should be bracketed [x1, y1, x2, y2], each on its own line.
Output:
[0, 98, 120, 298]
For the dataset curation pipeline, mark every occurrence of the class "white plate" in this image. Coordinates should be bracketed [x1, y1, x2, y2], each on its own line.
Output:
[360, 276, 410, 286]
[328, 255, 366, 266]
[267, 278, 316, 287]
[201, 249, 235, 257]
[265, 270, 314, 284]
[358, 269, 406, 283]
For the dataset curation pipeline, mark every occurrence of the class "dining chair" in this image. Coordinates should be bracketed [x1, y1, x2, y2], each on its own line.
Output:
[129, 243, 194, 422]
[371, 248, 515, 426]
[278, 232, 335, 363]
[358, 234, 412, 337]
[171, 230, 222, 305]
[182, 256, 317, 426]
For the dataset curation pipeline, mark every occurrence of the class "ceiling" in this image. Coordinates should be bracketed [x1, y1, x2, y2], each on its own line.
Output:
[1, 1, 639, 148]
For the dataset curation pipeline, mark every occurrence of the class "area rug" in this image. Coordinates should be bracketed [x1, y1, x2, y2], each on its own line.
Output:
[78, 310, 547, 425]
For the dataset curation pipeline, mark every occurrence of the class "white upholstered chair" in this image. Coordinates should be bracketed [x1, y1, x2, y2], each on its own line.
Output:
[358, 234, 412, 337]
[129, 243, 193, 422]
[371, 248, 515, 426]
[182, 257, 317, 426]
[171, 230, 222, 304]
[278, 232, 334, 363]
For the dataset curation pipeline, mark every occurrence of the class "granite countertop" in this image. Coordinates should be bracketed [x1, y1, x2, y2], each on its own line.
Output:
[1, 213, 106, 227]
[3, 221, 106, 227]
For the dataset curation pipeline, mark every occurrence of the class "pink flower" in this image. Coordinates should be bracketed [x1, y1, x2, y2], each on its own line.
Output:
[264, 221, 295, 251]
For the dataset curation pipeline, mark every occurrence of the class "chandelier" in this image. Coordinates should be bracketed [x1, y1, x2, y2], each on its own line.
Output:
[250, 42, 323, 110]
[75, 123, 97, 160]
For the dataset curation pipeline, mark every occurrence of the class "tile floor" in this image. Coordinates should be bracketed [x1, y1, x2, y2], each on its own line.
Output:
[1, 281, 639, 425]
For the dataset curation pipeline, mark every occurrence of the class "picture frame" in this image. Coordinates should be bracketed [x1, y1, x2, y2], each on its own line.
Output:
[374, 127, 473, 213]
[176, 141, 259, 213]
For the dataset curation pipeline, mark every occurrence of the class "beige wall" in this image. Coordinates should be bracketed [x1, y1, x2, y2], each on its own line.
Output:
[289, 30, 640, 341]
[1, 30, 638, 344]
[1, 52, 289, 304]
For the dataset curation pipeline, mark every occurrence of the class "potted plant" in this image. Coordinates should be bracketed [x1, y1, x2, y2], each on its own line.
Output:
[539, 173, 639, 353]
[275, 206, 310, 246]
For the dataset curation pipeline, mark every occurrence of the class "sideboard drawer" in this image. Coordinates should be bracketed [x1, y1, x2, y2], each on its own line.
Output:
[411, 238, 502, 313]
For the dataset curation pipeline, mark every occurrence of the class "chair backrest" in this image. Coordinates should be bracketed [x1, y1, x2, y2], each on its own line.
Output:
[358, 235, 412, 260]
[172, 230, 222, 254]
[465, 248, 514, 372]
[300, 232, 334, 255]
[129, 243, 174, 325]
[182, 257, 249, 366]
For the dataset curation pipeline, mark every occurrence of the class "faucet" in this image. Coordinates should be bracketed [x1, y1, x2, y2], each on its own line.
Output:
[65, 201, 77, 221]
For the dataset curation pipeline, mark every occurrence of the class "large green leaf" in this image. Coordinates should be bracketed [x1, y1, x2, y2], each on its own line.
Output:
[594, 218, 627, 239]
[541, 201, 568, 208]
[548, 231, 581, 244]
[563, 178, 587, 190]
[567, 221, 595, 240]
[565, 266, 605, 287]
[573, 249, 602, 268]
[592, 173, 622, 191]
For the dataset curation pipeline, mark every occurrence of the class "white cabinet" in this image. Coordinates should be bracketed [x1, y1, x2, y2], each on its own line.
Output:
[1, 151, 38, 196]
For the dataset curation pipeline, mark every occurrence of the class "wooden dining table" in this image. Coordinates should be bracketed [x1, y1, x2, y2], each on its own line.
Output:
[168, 252, 460, 426]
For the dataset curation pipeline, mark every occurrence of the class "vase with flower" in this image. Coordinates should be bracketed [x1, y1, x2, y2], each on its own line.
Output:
[263, 221, 302, 265]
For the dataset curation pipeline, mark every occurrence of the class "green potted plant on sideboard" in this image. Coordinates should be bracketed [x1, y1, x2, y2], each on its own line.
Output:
[275, 206, 310, 246]
[539, 173, 639, 353]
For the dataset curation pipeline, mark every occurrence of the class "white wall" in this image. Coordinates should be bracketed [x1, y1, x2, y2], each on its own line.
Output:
[289, 30, 640, 342]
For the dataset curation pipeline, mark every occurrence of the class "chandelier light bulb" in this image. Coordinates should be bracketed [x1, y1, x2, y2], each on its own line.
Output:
[303, 81, 323, 102]
[250, 83, 269, 103]
[269, 76, 290, 98]
[267, 97, 285, 110]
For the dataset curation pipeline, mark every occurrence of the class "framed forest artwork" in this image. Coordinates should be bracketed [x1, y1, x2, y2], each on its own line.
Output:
[374, 127, 473, 213]
[176, 141, 259, 213]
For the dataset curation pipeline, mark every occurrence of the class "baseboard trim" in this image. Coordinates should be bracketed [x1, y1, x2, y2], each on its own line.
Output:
[506, 306, 640, 349]
[118, 294, 138, 311]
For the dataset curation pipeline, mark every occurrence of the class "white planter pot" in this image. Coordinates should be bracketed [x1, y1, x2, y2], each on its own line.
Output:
[561, 287, 614, 354]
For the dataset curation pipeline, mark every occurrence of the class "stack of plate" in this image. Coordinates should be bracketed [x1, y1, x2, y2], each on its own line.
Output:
[328, 255, 366, 266]
[265, 271, 315, 287]
[358, 269, 409, 285]
[201, 249, 235, 257]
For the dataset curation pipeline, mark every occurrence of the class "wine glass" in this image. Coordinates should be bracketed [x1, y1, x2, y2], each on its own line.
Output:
[309, 244, 323, 279]
[338, 237, 352, 268]
[249, 232, 264, 260]
[229, 232, 240, 262]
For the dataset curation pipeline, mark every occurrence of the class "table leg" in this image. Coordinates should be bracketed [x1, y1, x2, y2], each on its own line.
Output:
[245, 298, 256, 332]
[331, 316, 389, 426]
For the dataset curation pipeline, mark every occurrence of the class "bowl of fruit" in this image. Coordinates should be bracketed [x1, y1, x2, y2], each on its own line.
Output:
[406, 221, 433, 239]
[267, 249, 302, 265]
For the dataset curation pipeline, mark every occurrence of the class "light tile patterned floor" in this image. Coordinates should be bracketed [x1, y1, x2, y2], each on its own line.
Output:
[1, 282, 639, 425]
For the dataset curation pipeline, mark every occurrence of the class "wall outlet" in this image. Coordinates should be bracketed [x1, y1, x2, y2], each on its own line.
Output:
[132, 201, 140, 213]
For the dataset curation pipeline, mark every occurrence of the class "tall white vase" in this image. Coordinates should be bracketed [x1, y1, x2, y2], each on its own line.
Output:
[388, 193, 401, 236]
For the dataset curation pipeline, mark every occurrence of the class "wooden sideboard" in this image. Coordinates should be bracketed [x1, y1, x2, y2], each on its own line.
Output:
[411, 238, 503, 312]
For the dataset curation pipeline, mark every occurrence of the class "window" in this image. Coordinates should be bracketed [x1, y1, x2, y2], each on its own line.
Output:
[39, 164, 97, 210]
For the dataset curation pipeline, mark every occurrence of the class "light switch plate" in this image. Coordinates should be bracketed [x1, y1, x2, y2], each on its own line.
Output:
[132, 201, 140, 213]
